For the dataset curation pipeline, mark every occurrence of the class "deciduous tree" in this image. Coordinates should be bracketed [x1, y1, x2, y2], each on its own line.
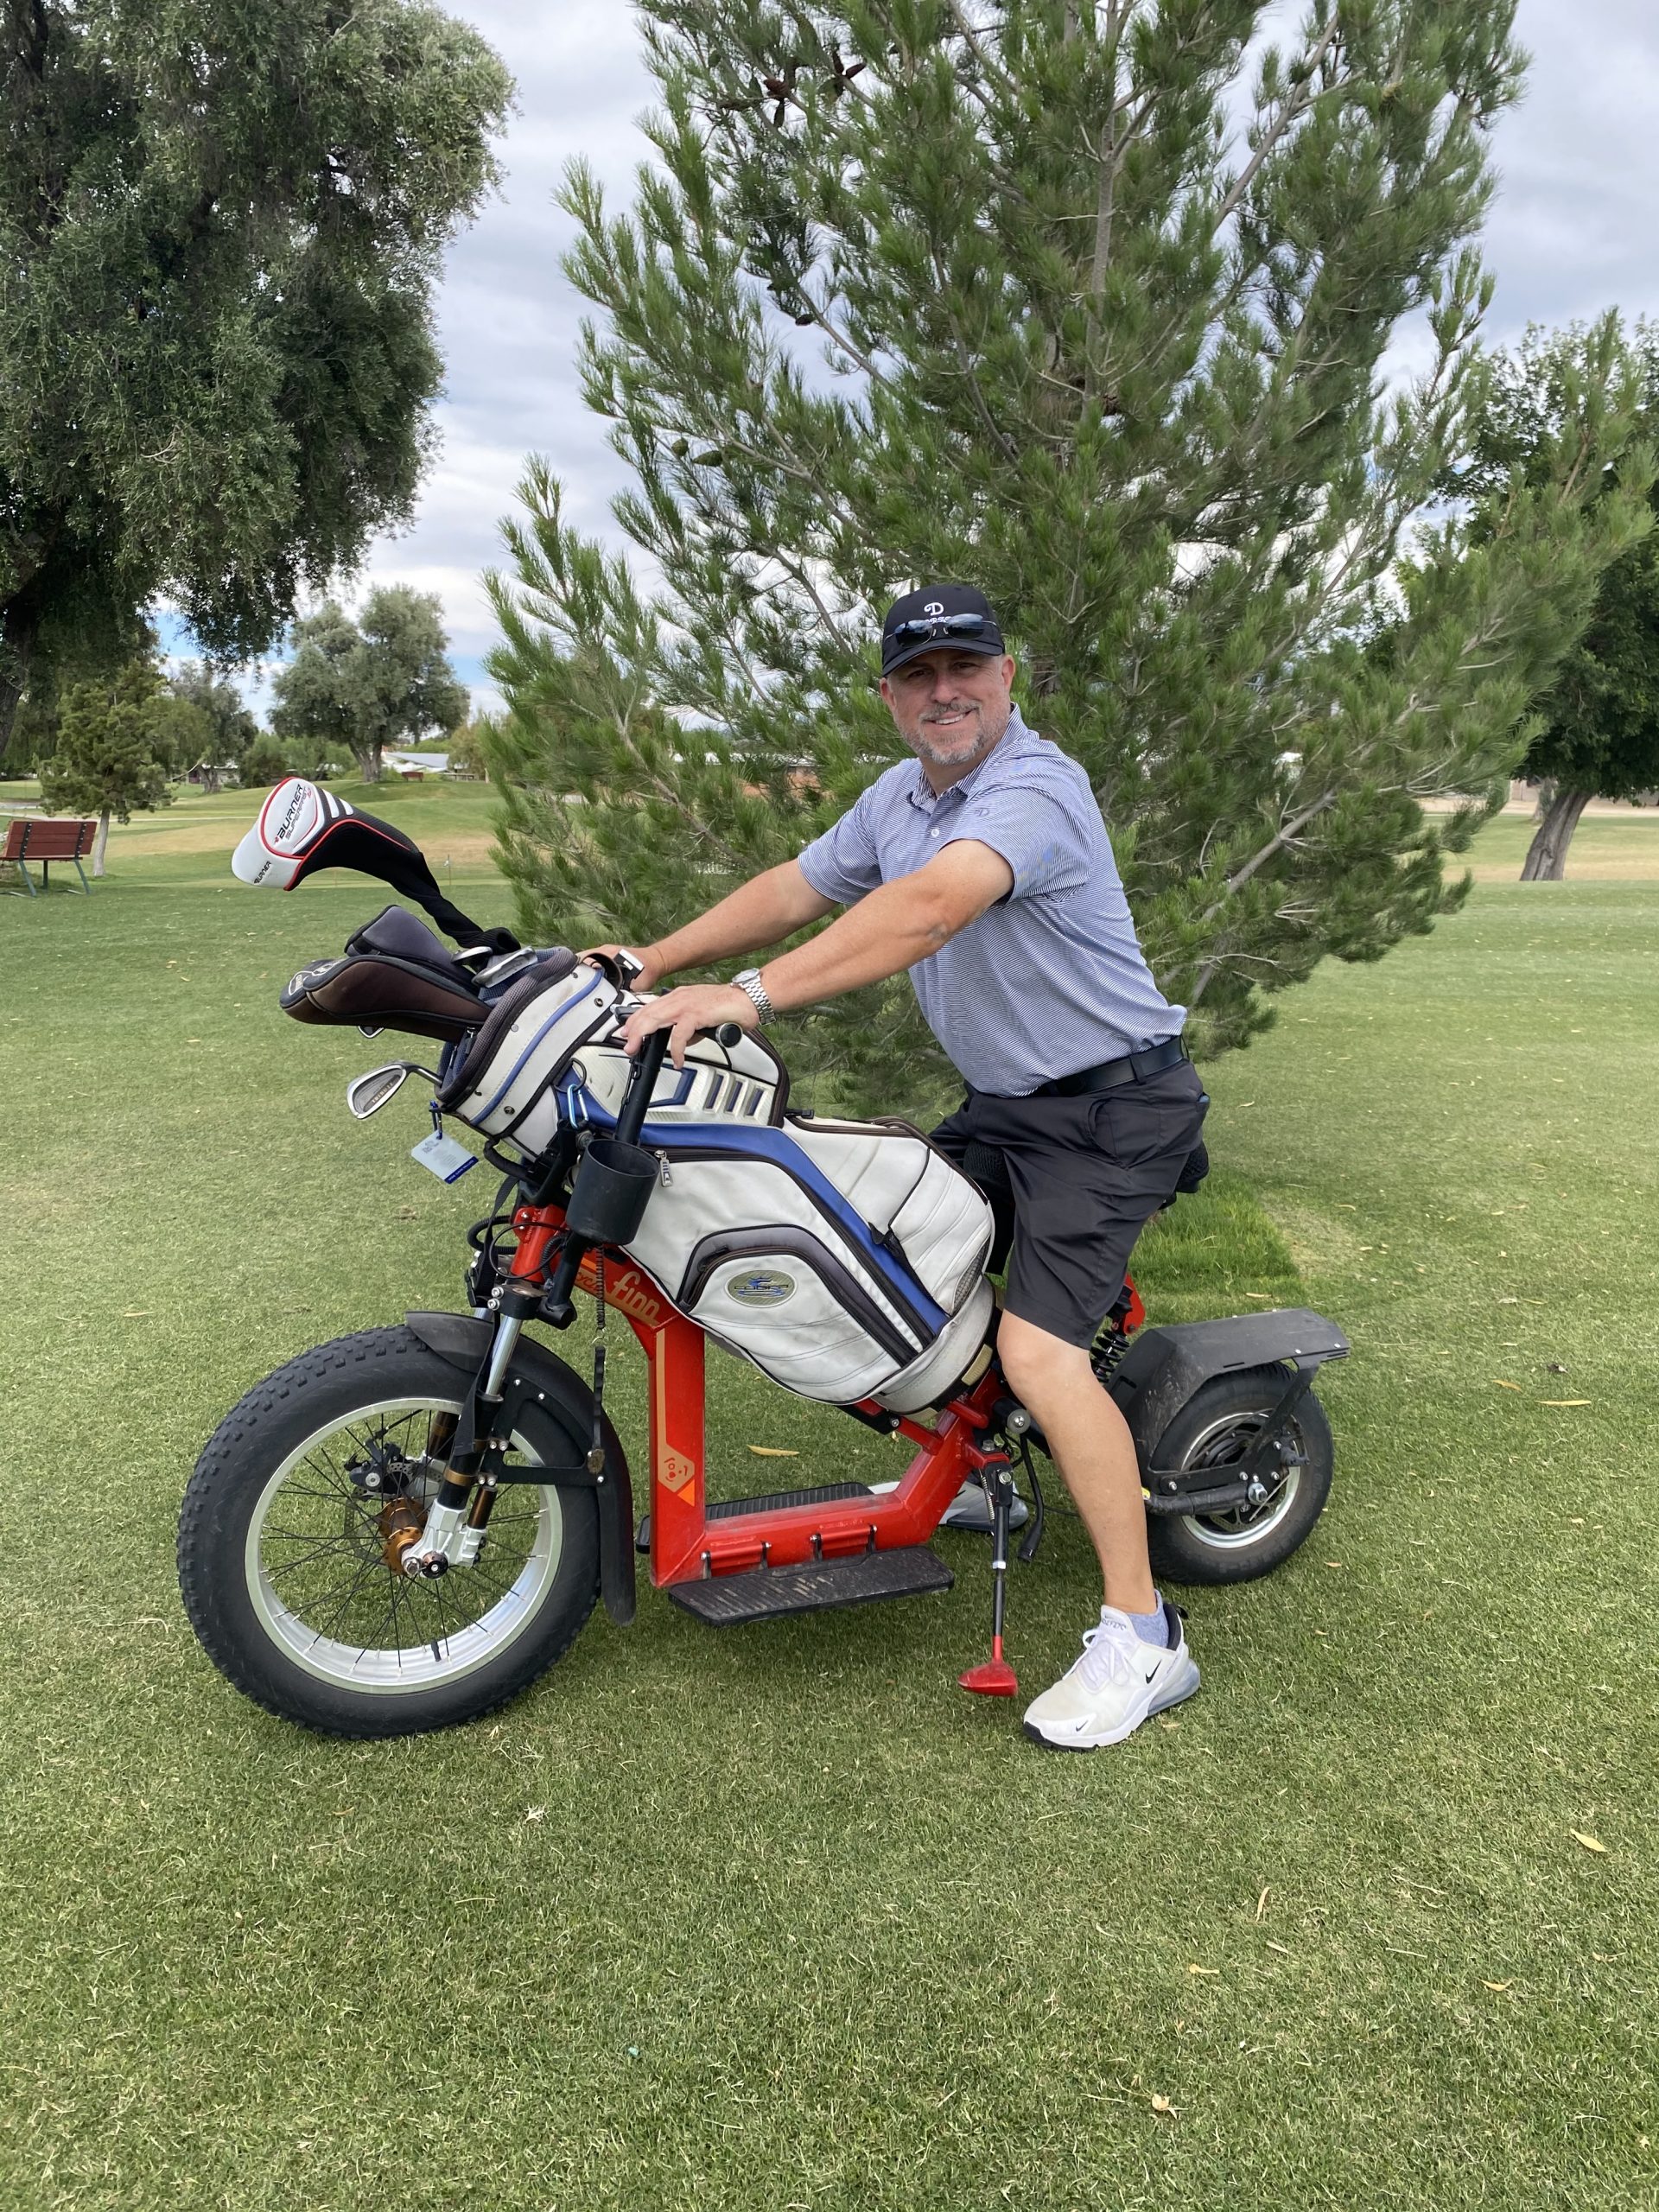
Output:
[0, 0, 512, 763]
[447, 722, 489, 781]
[167, 663, 258, 794]
[272, 588, 468, 782]
[1456, 321, 1659, 880]
[239, 740, 291, 790]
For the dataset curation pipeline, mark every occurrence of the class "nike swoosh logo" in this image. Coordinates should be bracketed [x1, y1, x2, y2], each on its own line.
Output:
[1144, 1669, 1160, 1683]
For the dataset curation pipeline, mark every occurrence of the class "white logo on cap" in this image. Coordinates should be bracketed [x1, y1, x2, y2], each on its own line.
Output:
[924, 601, 944, 615]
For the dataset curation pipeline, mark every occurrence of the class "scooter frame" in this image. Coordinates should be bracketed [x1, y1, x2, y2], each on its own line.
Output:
[507, 1212, 1054, 1589]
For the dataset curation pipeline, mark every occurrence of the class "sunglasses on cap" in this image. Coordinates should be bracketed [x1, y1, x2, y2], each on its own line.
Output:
[887, 613, 988, 645]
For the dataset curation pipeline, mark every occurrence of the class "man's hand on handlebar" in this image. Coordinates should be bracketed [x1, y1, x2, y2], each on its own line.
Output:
[620, 984, 758, 1066]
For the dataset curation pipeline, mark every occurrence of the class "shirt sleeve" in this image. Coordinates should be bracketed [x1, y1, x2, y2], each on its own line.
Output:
[797, 785, 884, 906]
[938, 780, 1094, 900]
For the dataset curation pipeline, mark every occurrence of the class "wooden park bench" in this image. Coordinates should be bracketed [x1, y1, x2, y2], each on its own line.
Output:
[0, 816, 96, 895]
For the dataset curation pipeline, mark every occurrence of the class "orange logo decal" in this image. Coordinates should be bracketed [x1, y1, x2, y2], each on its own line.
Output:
[604, 1267, 670, 1332]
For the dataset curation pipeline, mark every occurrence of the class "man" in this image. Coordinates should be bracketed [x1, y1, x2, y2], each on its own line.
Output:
[608, 584, 1208, 1750]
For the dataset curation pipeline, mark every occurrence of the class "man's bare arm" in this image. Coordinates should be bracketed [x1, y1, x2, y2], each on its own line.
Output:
[618, 841, 1013, 1064]
[588, 861, 836, 989]
[758, 842, 1013, 1013]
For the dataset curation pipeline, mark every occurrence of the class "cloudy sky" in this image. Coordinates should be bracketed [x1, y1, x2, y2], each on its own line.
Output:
[207, 0, 1659, 720]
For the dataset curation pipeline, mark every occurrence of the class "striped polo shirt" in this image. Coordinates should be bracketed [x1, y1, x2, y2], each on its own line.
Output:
[797, 708, 1184, 1096]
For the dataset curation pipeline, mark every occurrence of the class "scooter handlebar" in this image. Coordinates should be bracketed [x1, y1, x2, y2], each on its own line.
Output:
[614, 1028, 671, 1147]
[542, 1018, 747, 1325]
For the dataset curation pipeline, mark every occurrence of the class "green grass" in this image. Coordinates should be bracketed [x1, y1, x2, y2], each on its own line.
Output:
[1462, 806, 1659, 884]
[2, 803, 1656, 2210]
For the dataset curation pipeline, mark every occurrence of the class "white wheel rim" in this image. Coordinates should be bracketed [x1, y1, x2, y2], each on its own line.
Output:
[244, 1395, 565, 1696]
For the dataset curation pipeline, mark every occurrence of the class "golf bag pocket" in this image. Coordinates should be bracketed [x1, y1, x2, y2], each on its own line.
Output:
[622, 1123, 996, 1411]
[435, 957, 620, 1154]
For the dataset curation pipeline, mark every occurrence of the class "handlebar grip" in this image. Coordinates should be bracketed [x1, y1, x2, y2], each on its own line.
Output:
[614, 1027, 670, 1147]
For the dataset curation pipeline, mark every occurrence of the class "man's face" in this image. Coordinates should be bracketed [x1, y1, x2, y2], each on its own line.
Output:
[880, 649, 1017, 775]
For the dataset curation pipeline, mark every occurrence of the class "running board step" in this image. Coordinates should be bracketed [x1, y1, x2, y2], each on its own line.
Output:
[635, 1481, 874, 1554]
[665, 1546, 953, 1627]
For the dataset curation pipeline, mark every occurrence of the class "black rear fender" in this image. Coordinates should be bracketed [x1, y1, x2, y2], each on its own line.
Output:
[1107, 1307, 1349, 1465]
[405, 1310, 635, 1627]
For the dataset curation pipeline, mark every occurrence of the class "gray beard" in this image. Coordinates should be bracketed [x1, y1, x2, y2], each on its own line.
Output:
[909, 702, 1008, 770]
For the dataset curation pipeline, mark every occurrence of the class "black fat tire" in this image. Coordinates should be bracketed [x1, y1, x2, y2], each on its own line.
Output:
[177, 1326, 601, 1738]
[1144, 1363, 1334, 1588]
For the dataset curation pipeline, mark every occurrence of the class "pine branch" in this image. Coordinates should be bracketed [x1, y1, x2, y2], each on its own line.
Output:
[1211, 14, 1344, 238]
[793, 289, 899, 397]
[1201, 787, 1340, 918]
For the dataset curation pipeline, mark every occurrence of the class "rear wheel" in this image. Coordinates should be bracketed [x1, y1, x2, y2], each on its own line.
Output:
[178, 1326, 601, 1738]
[1143, 1364, 1333, 1587]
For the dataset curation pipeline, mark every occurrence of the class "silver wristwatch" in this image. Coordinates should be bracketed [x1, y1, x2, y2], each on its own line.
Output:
[732, 967, 774, 1024]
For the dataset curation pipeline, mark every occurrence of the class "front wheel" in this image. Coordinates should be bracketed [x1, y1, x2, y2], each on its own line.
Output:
[1144, 1363, 1334, 1587]
[178, 1326, 601, 1738]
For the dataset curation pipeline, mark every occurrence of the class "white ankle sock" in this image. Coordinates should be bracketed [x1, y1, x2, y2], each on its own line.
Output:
[1125, 1598, 1169, 1649]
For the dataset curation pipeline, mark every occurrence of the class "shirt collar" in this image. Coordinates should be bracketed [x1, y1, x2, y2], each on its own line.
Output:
[906, 706, 1034, 811]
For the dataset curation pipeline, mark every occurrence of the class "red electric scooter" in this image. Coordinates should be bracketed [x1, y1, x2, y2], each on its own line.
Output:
[178, 852, 1347, 1740]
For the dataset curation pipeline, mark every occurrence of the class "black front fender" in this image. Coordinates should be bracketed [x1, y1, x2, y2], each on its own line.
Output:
[1107, 1307, 1349, 1467]
[404, 1310, 635, 1628]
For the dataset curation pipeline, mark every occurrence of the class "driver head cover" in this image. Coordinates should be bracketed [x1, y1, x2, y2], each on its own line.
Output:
[232, 778, 358, 888]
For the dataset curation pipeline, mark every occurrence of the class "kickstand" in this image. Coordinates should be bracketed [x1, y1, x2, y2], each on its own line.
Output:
[959, 1455, 1019, 1697]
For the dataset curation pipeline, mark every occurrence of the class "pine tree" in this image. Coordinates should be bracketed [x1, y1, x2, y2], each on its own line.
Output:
[484, 1, 1651, 1111]
[39, 664, 172, 875]
[1454, 321, 1659, 880]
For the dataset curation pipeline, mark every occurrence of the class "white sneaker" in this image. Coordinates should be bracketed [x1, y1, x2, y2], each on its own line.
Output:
[1022, 1601, 1199, 1751]
[938, 1477, 1030, 1533]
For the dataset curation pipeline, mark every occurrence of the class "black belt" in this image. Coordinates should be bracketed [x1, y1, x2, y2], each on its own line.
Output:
[1029, 1037, 1189, 1098]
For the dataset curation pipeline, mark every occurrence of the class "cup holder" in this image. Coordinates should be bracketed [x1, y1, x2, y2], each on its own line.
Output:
[563, 1137, 658, 1244]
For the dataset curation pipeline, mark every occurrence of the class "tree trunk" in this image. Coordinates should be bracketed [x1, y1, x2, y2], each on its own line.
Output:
[354, 742, 384, 783]
[0, 597, 41, 769]
[92, 809, 111, 878]
[1520, 786, 1591, 880]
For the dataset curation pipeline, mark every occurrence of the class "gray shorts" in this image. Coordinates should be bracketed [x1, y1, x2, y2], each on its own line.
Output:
[931, 1060, 1209, 1349]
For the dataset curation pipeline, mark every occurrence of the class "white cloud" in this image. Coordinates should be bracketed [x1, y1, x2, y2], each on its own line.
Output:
[1484, 1, 1659, 338]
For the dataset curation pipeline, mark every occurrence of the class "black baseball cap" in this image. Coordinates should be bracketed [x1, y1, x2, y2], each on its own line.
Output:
[880, 583, 1007, 677]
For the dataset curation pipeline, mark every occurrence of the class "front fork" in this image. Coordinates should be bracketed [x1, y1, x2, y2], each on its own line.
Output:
[402, 1307, 527, 1577]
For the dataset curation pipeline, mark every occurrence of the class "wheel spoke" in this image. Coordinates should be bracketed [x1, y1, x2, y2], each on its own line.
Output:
[459, 1557, 514, 1606]
[296, 1451, 358, 1503]
[306, 1548, 394, 1646]
[264, 1532, 372, 1580]
[236, 1387, 571, 1696]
